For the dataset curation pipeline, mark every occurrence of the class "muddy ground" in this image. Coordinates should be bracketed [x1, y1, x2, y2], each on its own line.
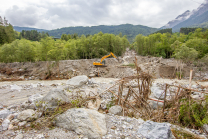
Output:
[1, 49, 206, 81]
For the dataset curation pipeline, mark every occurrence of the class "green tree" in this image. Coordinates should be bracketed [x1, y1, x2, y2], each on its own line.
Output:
[173, 44, 198, 63]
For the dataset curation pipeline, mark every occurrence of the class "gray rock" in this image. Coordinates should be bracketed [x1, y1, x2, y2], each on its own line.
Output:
[55, 108, 107, 138]
[66, 75, 88, 88]
[148, 100, 163, 110]
[202, 124, 208, 134]
[42, 89, 69, 109]
[1, 119, 10, 131]
[0, 109, 12, 119]
[17, 109, 38, 122]
[151, 83, 165, 100]
[137, 120, 172, 139]
[28, 94, 43, 104]
[109, 105, 123, 116]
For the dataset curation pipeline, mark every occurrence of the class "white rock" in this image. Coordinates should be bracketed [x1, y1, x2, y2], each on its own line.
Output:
[17, 109, 38, 121]
[1, 119, 10, 131]
[55, 108, 107, 138]
[66, 75, 88, 88]
[11, 84, 22, 92]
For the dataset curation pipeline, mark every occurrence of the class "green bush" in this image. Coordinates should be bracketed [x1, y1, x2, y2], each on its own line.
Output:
[179, 96, 208, 128]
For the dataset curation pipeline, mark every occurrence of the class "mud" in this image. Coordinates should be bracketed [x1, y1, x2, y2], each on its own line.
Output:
[0, 49, 201, 81]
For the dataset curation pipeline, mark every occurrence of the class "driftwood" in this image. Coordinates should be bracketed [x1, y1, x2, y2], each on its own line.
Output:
[100, 56, 208, 125]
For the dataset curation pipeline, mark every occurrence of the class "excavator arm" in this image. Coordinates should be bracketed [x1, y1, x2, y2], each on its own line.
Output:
[93, 52, 118, 66]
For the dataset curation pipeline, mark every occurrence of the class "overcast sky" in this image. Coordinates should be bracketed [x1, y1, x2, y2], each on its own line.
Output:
[0, 0, 205, 30]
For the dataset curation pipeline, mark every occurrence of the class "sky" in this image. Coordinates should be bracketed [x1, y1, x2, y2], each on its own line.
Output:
[0, 0, 205, 30]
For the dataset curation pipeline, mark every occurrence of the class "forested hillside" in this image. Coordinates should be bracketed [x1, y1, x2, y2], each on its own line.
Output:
[47, 24, 158, 42]
[132, 28, 208, 64]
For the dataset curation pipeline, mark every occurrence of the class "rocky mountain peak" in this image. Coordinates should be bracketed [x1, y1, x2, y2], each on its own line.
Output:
[161, 0, 208, 30]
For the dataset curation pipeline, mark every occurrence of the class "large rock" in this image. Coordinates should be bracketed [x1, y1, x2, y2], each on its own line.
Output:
[137, 120, 172, 139]
[42, 89, 69, 109]
[66, 75, 88, 88]
[0, 109, 12, 119]
[55, 108, 107, 139]
[109, 105, 123, 116]
[17, 109, 38, 122]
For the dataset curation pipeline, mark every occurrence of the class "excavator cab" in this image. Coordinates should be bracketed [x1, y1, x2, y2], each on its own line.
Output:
[93, 52, 117, 67]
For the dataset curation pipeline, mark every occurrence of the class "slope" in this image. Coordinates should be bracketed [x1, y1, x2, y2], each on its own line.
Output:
[47, 24, 158, 42]
[172, 11, 208, 32]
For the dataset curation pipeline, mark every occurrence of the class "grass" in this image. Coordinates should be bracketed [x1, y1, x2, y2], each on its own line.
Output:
[122, 63, 136, 68]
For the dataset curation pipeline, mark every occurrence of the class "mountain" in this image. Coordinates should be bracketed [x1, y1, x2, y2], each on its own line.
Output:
[47, 24, 158, 42]
[161, 10, 192, 29]
[13, 26, 48, 32]
[161, 0, 208, 32]
[13, 24, 158, 42]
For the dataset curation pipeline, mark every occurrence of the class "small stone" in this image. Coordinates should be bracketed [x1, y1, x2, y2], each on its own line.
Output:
[111, 126, 116, 129]
[11, 119, 20, 126]
[109, 105, 122, 116]
[18, 121, 27, 127]
[8, 124, 14, 130]
[7, 114, 15, 121]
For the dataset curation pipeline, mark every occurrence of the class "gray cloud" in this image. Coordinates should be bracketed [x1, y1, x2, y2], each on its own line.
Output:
[2, 0, 204, 30]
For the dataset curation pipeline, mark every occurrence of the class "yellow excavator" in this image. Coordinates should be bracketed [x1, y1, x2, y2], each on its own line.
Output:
[93, 52, 118, 67]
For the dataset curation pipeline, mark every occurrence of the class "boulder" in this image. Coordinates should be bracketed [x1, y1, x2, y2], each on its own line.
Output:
[17, 109, 38, 122]
[147, 100, 163, 110]
[55, 108, 107, 138]
[42, 89, 69, 110]
[66, 75, 88, 88]
[137, 120, 172, 139]
[0, 109, 12, 119]
[109, 105, 123, 116]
